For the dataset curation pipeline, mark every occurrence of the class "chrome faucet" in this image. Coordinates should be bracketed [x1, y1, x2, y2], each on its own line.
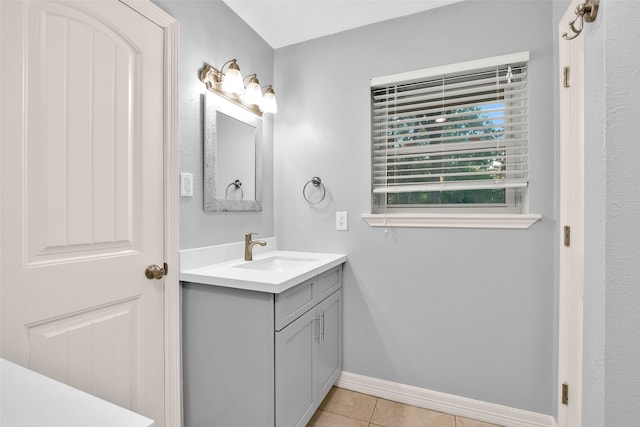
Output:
[244, 232, 266, 261]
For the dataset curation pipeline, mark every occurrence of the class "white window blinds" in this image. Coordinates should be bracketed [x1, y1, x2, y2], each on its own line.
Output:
[371, 53, 529, 200]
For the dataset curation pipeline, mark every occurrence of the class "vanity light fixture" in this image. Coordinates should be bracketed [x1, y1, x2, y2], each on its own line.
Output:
[199, 62, 277, 116]
[260, 85, 278, 114]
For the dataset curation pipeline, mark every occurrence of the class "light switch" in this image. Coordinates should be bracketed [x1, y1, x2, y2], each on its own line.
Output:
[336, 211, 348, 231]
[180, 173, 193, 197]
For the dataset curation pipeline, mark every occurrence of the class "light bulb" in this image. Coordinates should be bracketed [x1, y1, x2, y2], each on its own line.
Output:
[221, 60, 244, 95]
[260, 85, 278, 114]
[243, 75, 263, 105]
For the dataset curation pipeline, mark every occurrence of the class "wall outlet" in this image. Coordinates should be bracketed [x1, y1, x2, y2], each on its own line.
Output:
[180, 173, 193, 197]
[336, 211, 348, 231]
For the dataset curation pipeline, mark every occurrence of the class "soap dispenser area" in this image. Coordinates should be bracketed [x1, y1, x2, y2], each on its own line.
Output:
[179, 238, 346, 426]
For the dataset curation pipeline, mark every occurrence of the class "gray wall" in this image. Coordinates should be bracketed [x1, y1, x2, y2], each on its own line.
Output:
[153, 0, 275, 249]
[582, 0, 606, 424]
[583, 1, 640, 425]
[603, 2, 640, 422]
[602, 2, 640, 421]
[274, 1, 556, 415]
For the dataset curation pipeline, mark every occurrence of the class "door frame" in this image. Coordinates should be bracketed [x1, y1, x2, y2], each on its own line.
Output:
[119, 1, 180, 425]
[558, 1, 585, 425]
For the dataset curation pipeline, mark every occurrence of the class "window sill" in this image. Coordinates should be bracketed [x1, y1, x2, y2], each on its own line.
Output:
[361, 213, 542, 229]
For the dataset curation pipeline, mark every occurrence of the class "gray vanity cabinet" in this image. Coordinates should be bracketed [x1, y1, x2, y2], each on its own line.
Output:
[182, 264, 343, 427]
[182, 284, 275, 427]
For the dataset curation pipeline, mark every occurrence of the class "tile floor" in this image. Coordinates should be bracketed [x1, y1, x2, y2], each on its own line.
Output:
[307, 387, 504, 427]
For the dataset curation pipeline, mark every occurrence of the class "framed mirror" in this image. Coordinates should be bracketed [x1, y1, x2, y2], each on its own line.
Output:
[203, 92, 263, 211]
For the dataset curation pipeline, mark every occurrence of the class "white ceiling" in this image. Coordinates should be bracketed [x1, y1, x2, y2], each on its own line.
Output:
[221, 0, 466, 49]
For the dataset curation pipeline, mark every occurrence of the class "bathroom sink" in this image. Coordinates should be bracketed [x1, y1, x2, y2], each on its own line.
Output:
[180, 249, 346, 293]
[234, 255, 318, 272]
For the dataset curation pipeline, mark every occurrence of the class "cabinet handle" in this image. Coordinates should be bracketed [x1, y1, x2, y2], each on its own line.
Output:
[321, 311, 325, 343]
[314, 315, 321, 342]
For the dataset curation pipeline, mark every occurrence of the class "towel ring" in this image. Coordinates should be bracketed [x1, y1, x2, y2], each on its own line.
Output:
[303, 177, 326, 205]
[225, 179, 244, 201]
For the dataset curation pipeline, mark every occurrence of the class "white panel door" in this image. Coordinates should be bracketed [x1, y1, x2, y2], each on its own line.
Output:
[1, 1, 166, 425]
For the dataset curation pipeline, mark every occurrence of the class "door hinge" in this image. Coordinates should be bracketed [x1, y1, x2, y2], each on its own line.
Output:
[564, 225, 571, 247]
[563, 66, 570, 88]
[562, 383, 569, 405]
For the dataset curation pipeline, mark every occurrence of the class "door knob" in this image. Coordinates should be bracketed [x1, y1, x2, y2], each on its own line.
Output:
[145, 264, 166, 280]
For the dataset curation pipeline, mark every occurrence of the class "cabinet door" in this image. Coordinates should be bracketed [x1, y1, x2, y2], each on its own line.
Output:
[316, 289, 343, 400]
[275, 307, 317, 427]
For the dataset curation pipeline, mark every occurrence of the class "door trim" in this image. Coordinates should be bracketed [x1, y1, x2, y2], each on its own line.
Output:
[119, 1, 180, 426]
[558, 1, 585, 425]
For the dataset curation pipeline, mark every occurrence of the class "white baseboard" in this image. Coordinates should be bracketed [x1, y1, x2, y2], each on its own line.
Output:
[335, 372, 558, 427]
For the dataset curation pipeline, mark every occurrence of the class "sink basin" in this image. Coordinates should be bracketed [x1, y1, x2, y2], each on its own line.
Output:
[234, 256, 318, 272]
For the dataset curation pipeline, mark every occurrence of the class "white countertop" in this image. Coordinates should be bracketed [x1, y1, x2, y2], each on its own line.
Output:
[0, 358, 153, 427]
[180, 250, 346, 293]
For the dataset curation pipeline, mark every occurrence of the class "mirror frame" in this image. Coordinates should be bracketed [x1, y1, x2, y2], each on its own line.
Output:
[203, 92, 263, 212]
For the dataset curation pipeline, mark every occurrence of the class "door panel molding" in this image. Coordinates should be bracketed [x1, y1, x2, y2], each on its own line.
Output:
[26, 0, 143, 264]
[27, 296, 141, 409]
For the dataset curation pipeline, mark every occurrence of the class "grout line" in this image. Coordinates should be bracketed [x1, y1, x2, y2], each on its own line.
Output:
[321, 408, 371, 426]
[369, 397, 379, 424]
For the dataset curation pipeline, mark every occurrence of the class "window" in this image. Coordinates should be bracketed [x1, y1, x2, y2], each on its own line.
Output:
[369, 52, 531, 222]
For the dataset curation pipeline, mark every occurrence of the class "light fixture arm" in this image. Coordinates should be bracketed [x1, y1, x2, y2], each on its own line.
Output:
[243, 73, 258, 83]
[220, 58, 238, 75]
